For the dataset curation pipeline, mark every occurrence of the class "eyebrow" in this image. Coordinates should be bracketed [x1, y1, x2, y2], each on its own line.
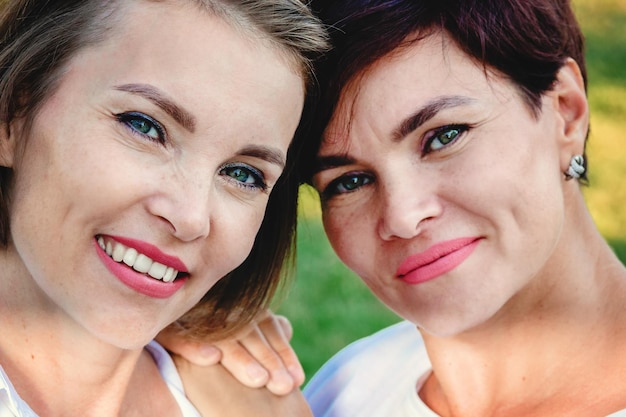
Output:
[114, 83, 197, 133]
[313, 154, 355, 174]
[240, 145, 286, 169]
[392, 95, 475, 141]
[312, 95, 476, 175]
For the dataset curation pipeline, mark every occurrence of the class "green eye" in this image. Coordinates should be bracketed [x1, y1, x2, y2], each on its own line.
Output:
[129, 119, 157, 136]
[118, 112, 165, 143]
[220, 164, 267, 191]
[338, 176, 366, 192]
[324, 173, 373, 197]
[430, 127, 461, 150]
[227, 167, 255, 184]
[423, 124, 469, 153]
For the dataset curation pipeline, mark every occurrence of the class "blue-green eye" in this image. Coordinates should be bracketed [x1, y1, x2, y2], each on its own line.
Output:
[324, 173, 373, 197]
[220, 164, 267, 191]
[117, 112, 165, 143]
[426, 125, 467, 152]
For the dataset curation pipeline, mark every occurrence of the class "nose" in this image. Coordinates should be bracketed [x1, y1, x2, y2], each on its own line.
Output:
[377, 177, 442, 241]
[146, 172, 212, 242]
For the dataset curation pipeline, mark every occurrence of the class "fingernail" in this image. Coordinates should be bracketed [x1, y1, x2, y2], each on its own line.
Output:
[268, 369, 295, 395]
[198, 345, 220, 358]
[288, 365, 305, 385]
[246, 364, 268, 382]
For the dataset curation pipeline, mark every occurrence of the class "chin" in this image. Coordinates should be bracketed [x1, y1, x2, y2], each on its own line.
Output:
[86, 319, 164, 351]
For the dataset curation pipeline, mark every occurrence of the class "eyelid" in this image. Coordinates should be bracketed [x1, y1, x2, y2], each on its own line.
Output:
[423, 124, 469, 153]
[222, 162, 266, 183]
[116, 111, 167, 143]
[220, 162, 269, 192]
[321, 170, 373, 199]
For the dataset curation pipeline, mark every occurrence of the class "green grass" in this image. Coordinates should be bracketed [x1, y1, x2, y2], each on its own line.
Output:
[276, 0, 626, 382]
[577, 0, 626, 241]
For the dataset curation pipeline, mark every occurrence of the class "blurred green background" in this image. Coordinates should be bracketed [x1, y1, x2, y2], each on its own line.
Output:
[276, 0, 626, 382]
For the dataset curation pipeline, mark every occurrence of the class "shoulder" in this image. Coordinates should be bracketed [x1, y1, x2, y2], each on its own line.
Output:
[145, 341, 203, 417]
[303, 321, 429, 415]
[174, 355, 313, 417]
[305, 320, 424, 385]
[0, 364, 39, 416]
[149, 340, 312, 417]
[607, 410, 626, 417]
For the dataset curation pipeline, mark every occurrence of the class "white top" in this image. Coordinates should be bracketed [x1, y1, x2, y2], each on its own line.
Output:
[0, 341, 200, 417]
[303, 321, 626, 417]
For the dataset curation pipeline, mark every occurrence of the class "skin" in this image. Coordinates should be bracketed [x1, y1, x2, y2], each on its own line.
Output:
[175, 354, 313, 417]
[310, 32, 626, 416]
[157, 310, 306, 394]
[314, 32, 574, 336]
[0, 1, 304, 416]
[164, 28, 626, 415]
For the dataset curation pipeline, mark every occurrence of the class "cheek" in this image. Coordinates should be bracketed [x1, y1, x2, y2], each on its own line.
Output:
[192, 213, 263, 297]
[212, 203, 268, 268]
[9, 139, 64, 246]
[322, 207, 370, 276]
[322, 210, 348, 259]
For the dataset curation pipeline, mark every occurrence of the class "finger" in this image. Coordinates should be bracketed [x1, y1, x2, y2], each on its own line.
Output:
[156, 330, 222, 366]
[218, 339, 272, 388]
[274, 314, 294, 340]
[229, 315, 304, 394]
[256, 315, 305, 388]
[233, 326, 296, 395]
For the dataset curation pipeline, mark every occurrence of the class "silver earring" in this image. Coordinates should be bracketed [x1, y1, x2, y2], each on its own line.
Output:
[565, 154, 585, 180]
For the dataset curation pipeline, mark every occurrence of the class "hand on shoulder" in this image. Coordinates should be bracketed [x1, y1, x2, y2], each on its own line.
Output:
[174, 355, 312, 417]
[158, 311, 304, 395]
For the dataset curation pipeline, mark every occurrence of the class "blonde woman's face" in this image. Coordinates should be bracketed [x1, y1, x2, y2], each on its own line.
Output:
[6, 0, 304, 347]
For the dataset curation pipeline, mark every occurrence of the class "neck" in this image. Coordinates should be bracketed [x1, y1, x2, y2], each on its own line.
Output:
[0, 245, 175, 416]
[419, 199, 626, 417]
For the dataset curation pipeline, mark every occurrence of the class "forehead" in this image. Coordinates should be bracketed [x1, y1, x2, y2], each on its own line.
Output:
[65, 1, 303, 132]
[322, 32, 509, 146]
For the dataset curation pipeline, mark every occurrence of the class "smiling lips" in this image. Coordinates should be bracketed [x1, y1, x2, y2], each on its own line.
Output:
[98, 236, 181, 282]
[95, 235, 189, 298]
[396, 237, 481, 285]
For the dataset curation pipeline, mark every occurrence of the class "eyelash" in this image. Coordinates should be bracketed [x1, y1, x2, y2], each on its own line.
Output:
[116, 112, 269, 192]
[321, 171, 374, 199]
[320, 124, 470, 199]
[219, 163, 268, 192]
[423, 124, 469, 154]
[117, 111, 167, 144]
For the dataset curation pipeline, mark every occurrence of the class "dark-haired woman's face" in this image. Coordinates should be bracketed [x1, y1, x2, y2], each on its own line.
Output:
[4, 1, 304, 348]
[312, 33, 574, 336]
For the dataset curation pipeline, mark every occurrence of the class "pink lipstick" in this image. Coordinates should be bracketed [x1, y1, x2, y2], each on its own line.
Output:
[109, 235, 188, 272]
[396, 237, 481, 285]
[95, 236, 188, 299]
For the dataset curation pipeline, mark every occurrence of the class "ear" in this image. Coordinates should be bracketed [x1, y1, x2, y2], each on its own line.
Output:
[550, 58, 589, 171]
[0, 122, 17, 168]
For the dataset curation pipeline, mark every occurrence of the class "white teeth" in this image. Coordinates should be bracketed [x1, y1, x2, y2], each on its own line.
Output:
[163, 267, 176, 283]
[112, 244, 125, 262]
[122, 248, 138, 266]
[148, 262, 167, 279]
[98, 236, 180, 282]
[133, 254, 152, 273]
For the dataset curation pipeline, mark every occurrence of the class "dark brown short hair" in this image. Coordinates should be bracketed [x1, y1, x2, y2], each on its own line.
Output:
[0, 0, 328, 339]
[301, 0, 588, 182]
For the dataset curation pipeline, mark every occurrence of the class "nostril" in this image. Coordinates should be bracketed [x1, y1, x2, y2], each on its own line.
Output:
[145, 193, 211, 242]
